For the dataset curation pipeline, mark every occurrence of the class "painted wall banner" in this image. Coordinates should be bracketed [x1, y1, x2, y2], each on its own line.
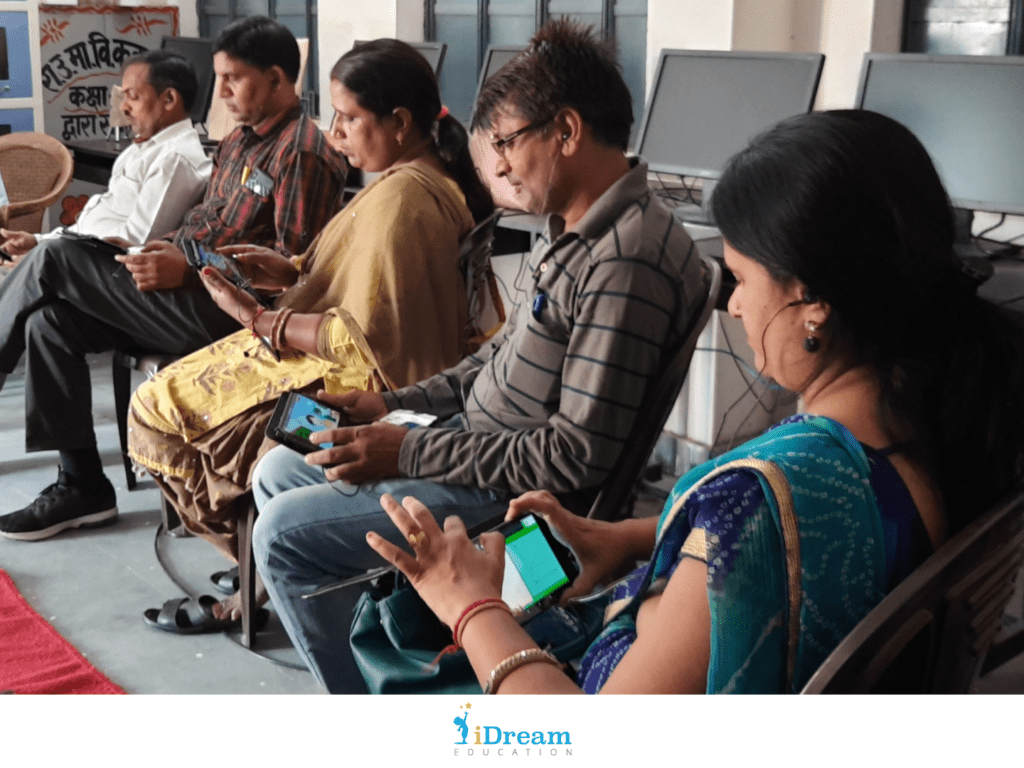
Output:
[39, 4, 179, 141]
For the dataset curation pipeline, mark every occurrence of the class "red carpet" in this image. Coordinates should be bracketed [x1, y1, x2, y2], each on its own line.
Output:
[0, 569, 124, 694]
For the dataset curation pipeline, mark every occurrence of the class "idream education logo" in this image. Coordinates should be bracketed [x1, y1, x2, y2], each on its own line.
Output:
[451, 702, 574, 758]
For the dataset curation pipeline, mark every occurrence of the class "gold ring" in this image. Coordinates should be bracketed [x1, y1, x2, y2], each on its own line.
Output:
[407, 531, 426, 546]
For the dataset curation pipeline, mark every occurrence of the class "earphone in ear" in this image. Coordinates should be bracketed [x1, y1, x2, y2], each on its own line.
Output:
[561, 133, 570, 141]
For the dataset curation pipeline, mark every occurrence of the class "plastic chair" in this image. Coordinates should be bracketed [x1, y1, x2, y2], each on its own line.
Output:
[0, 133, 74, 232]
[800, 483, 1024, 694]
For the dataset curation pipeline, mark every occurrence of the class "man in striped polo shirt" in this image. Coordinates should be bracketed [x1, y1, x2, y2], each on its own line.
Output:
[250, 20, 704, 691]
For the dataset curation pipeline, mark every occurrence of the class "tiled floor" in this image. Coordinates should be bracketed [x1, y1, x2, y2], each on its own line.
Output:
[0, 355, 321, 694]
[2, 351, 1022, 694]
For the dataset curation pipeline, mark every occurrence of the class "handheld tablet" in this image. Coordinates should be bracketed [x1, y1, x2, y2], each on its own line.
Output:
[266, 392, 350, 455]
[59, 231, 127, 257]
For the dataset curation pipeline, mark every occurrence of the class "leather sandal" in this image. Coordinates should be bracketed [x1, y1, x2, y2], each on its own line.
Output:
[142, 595, 268, 635]
[210, 566, 240, 595]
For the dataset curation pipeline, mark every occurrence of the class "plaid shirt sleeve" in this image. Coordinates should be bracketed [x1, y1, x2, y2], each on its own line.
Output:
[271, 147, 346, 255]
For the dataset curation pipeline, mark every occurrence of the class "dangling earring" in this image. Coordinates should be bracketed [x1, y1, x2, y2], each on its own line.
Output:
[803, 320, 820, 353]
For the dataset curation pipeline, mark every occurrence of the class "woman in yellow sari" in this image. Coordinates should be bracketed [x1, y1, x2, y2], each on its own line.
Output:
[131, 39, 493, 633]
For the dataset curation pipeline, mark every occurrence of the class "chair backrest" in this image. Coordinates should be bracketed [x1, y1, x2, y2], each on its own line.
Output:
[458, 211, 504, 352]
[801, 483, 1024, 694]
[587, 252, 722, 522]
[0, 132, 74, 231]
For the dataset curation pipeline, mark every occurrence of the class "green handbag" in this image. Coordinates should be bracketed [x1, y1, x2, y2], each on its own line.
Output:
[349, 575, 606, 695]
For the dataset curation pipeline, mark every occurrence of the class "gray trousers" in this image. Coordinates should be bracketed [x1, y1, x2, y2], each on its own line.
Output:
[0, 238, 240, 452]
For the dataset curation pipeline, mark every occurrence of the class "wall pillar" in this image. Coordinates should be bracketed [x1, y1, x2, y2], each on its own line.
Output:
[317, 0, 423, 120]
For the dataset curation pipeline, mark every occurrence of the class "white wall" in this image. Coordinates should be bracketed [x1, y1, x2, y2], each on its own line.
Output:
[317, 0, 423, 125]
[647, 0, 903, 109]
[55, 0, 201, 37]
[818, 0, 903, 109]
[733, 0, 823, 53]
[646, 0, 734, 89]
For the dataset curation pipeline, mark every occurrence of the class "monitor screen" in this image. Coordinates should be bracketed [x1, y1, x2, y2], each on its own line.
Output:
[469, 46, 523, 124]
[634, 50, 824, 178]
[160, 36, 215, 125]
[856, 53, 1024, 217]
[0, 27, 9, 82]
[480, 46, 521, 86]
[353, 41, 447, 77]
[410, 42, 447, 77]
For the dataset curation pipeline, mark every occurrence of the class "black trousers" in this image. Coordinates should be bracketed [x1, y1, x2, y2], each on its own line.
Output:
[0, 239, 240, 452]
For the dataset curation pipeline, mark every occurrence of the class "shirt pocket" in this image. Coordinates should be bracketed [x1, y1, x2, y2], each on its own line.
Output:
[218, 184, 273, 238]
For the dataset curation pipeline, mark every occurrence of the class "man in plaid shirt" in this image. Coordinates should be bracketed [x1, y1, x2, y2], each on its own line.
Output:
[0, 16, 346, 542]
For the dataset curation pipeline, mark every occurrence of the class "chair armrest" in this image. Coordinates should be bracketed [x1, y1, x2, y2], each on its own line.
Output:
[4, 178, 73, 219]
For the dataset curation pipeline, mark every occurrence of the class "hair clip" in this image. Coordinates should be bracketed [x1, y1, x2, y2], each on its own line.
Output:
[437, 105, 449, 120]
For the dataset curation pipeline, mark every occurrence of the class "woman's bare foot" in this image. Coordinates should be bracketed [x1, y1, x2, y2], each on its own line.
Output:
[211, 571, 269, 621]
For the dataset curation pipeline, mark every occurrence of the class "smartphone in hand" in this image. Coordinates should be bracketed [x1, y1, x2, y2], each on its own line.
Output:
[496, 513, 580, 622]
[183, 238, 274, 307]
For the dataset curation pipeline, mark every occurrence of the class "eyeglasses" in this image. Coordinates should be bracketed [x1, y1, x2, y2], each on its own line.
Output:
[490, 117, 553, 158]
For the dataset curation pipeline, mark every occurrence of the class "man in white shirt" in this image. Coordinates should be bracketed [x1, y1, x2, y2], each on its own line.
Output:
[0, 49, 211, 260]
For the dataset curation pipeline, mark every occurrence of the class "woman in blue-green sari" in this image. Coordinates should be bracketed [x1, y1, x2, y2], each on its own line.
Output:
[365, 109, 1024, 694]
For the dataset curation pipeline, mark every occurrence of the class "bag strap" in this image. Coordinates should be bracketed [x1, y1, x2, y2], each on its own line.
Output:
[606, 457, 804, 691]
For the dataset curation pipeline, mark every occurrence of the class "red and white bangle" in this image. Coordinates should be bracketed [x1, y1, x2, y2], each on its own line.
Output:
[454, 598, 512, 648]
[431, 598, 512, 664]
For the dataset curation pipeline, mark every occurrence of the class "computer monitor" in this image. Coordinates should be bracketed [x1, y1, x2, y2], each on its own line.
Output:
[634, 50, 825, 179]
[856, 53, 1024, 219]
[0, 28, 9, 82]
[469, 46, 524, 125]
[160, 36, 215, 125]
[411, 42, 447, 77]
[353, 40, 447, 77]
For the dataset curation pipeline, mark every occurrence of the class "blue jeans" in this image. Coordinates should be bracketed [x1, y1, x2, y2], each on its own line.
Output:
[252, 444, 510, 693]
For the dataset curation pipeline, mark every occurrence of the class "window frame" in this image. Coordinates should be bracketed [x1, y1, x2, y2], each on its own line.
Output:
[425, 0, 646, 133]
[1009, 0, 1023, 54]
[197, 0, 319, 115]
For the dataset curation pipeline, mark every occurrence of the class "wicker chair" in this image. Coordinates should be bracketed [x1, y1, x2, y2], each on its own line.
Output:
[0, 133, 74, 232]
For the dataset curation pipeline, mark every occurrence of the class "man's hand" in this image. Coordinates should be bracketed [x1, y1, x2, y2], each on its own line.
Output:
[0, 229, 37, 259]
[313, 388, 389, 424]
[304, 422, 409, 484]
[114, 241, 191, 291]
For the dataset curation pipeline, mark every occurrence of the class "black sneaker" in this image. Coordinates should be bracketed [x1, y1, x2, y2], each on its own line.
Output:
[0, 469, 118, 541]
